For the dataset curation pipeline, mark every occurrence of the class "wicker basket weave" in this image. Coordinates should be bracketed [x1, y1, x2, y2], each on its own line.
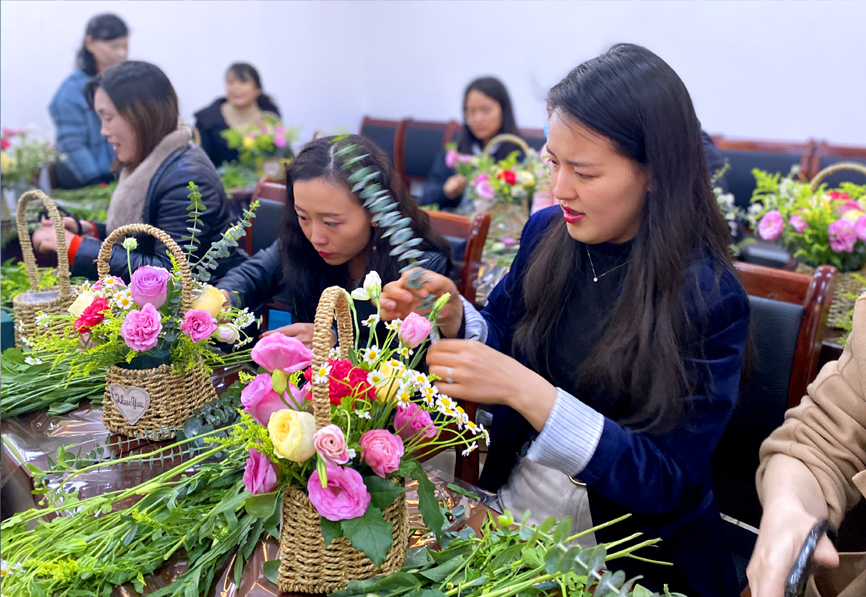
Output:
[98, 224, 217, 439]
[799, 162, 866, 328]
[480, 134, 531, 241]
[12, 190, 77, 348]
[277, 286, 410, 593]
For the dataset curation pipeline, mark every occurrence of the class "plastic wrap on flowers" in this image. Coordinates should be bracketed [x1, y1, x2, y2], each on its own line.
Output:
[97, 224, 217, 439]
[277, 286, 409, 593]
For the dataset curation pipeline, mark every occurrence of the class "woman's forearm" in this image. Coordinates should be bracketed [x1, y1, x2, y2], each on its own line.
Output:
[760, 454, 829, 521]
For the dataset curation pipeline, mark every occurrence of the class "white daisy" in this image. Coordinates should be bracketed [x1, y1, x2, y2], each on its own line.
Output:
[19, 336, 33, 349]
[421, 385, 438, 402]
[455, 405, 470, 425]
[482, 427, 491, 446]
[440, 405, 457, 418]
[395, 386, 413, 407]
[385, 319, 402, 332]
[329, 347, 341, 360]
[234, 309, 256, 329]
[465, 420, 479, 434]
[421, 392, 436, 408]
[237, 336, 253, 348]
[410, 371, 429, 389]
[367, 370, 386, 386]
[398, 346, 414, 358]
[461, 442, 479, 457]
[314, 363, 332, 384]
[437, 395, 455, 411]
[362, 346, 381, 364]
[24, 356, 42, 366]
[113, 290, 134, 310]
[362, 313, 380, 328]
[354, 409, 371, 420]
[347, 447, 357, 459]
[34, 311, 50, 328]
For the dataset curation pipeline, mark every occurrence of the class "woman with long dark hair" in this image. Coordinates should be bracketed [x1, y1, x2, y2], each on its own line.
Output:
[382, 44, 750, 596]
[194, 63, 282, 167]
[216, 134, 453, 347]
[420, 76, 525, 209]
[49, 13, 128, 189]
[34, 61, 246, 281]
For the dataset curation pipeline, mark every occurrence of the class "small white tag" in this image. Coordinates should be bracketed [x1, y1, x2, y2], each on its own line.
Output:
[108, 383, 151, 425]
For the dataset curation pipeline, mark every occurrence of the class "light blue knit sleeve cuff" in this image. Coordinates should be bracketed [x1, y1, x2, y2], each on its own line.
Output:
[526, 387, 605, 477]
[460, 296, 488, 343]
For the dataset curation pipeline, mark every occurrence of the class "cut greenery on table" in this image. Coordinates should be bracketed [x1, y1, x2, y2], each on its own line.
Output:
[1, 259, 87, 316]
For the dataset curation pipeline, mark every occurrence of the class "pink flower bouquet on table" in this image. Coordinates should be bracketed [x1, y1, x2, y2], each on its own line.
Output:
[232, 271, 486, 570]
[749, 167, 866, 272]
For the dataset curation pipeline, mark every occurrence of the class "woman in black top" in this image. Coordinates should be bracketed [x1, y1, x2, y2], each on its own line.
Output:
[420, 77, 525, 209]
[194, 63, 281, 167]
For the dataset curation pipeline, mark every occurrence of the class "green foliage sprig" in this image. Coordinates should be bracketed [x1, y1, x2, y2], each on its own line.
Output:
[191, 200, 259, 283]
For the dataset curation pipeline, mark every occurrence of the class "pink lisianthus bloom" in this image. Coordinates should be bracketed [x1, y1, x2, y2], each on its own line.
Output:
[398, 312, 433, 348]
[394, 402, 439, 442]
[241, 373, 302, 426]
[445, 148, 458, 169]
[471, 172, 490, 187]
[308, 464, 371, 521]
[476, 180, 496, 201]
[181, 309, 217, 342]
[120, 303, 162, 351]
[242, 448, 278, 495]
[314, 424, 353, 465]
[273, 136, 287, 149]
[828, 218, 857, 253]
[757, 210, 785, 241]
[251, 333, 312, 374]
[274, 125, 286, 136]
[789, 214, 808, 233]
[854, 216, 866, 242]
[359, 429, 404, 478]
[129, 266, 172, 309]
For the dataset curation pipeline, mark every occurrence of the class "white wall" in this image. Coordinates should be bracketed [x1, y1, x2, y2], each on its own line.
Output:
[2, 1, 865, 147]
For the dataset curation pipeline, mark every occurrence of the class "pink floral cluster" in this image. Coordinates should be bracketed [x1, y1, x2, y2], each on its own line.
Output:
[758, 192, 866, 255]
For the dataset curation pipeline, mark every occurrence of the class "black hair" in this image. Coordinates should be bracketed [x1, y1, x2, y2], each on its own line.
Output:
[280, 135, 451, 321]
[513, 44, 740, 433]
[86, 61, 178, 171]
[226, 63, 280, 115]
[77, 13, 128, 76]
[456, 76, 521, 160]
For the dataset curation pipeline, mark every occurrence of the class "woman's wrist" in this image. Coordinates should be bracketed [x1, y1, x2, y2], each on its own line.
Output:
[509, 372, 557, 431]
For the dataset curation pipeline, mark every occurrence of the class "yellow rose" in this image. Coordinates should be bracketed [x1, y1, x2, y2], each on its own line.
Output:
[242, 136, 256, 149]
[192, 285, 226, 317]
[516, 171, 535, 187]
[843, 209, 866, 222]
[67, 289, 95, 318]
[0, 151, 12, 175]
[375, 360, 406, 402]
[268, 409, 316, 462]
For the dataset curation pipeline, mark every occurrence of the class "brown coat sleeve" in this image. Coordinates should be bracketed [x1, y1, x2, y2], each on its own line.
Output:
[756, 294, 866, 527]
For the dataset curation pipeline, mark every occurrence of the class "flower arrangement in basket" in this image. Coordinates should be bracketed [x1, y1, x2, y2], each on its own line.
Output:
[33, 183, 260, 439]
[234, 276, 486, 593]
[750, 162, 866, 325]
[221, 113, 300, 179]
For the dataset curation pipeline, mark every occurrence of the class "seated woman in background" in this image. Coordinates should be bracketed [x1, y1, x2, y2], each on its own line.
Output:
[49, 13, 128, 189]
[33, 61, 246, 281]
[420, 76, 525, 209]
[194, 63, 281, 167]
[217, 134, 453, 348]
[381, 44, 750, 596]
[748, 293, 866, 596]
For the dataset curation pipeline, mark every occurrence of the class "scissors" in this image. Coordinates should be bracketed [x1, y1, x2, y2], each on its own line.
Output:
[784, 519, 835, 597]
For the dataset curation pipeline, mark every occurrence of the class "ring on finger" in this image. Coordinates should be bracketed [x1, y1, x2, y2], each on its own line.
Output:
[445, 366, 454, 384]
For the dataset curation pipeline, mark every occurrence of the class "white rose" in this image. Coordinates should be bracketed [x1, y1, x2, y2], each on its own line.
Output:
[67, 290, 95, 318]
[214, 323, 239, 344]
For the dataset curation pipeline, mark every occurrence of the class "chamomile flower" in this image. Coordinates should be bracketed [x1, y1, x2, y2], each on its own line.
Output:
[461, 442, 479, 456]
[421, 385, 438, 403]
[314, 363, 332, 384]
[362, 346, 381, 364]
[237, 336, 254, 348]
[465, 420, 479, 434]
[437, 395, 455, 412]
[441, 405, 457, 418]
[421, 392, 436, 408]
[386, 358, 405, 374]
[398, 346, 414, 358]
[362, 313, 380, 328]
[234, 309, 256, 329]
[455, 405, 469, 425]
[410, 371, 430, 389]
[395, 386, 413, 407]
[113, 290, 134, 310]
[354, 408, 371, 420]
[482, 426, 491, 446]
[24, 356, 42, 366]
[34, 311, 50, 327]
[367, 370, 386, 386]
[385, 319, 402, 332]
[329, 347, 341, 360]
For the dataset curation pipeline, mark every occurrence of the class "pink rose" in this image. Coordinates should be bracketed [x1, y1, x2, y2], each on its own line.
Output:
[274, 125, 286, 135]
[855, 216, 866, 242]
[445, 149, 458, 169]
[838, 201, 860, 215]
[476, 181, 496, 201]
[252, 333, 312, 374]
[471, 172, 490, 187]
[359, 429, 404, 478]
[394, 403, 438, 442]
[129, 266, 172, 309]
[314, 424, 352, 465]
[308, 464, 371, 521]
[181, 309, 217, 342]
[789, 214, 808, 233]
[829, 219, 858, 253]
[398, 312, 433, 348]
[456, 154, 473, 164]
[120, 303, 163, 352]
[757, 210, 784, 241]
[242, 373, 298, 425]
[274, 136, 287, 149]
[243, 448, 278, 495]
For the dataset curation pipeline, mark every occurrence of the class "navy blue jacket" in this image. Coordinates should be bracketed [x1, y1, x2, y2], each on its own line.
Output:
[477, 207, 749, 596]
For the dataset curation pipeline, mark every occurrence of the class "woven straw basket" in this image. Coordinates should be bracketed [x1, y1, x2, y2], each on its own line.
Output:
[12, 190, 77, 348]
[481, 134, 532, 240]
[797, 162, 866, 328]
[98, 224, 217, 439]
[277, 286, 410, 594]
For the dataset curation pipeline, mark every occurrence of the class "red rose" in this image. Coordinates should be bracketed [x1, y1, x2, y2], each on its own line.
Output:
[497, 170, 517, 185]
[0, 138, 10, 151]
[74, 297, 110, 333]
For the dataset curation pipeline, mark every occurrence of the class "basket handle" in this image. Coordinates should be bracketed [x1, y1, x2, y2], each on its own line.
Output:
[16, 190, 74, 299]
[97, 224, 193, 313]
[482, 134, 530, 158]
[311, 286, 353, 429]
[809, 161, 866, 192]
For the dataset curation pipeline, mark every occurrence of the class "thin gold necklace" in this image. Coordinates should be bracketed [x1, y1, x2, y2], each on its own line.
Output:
[585, 245, 629, 283]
